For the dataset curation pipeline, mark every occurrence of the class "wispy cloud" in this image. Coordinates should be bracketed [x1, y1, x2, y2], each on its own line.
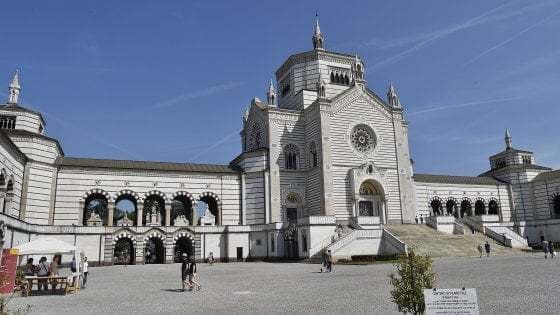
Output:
[37, 108, 141, 159]
[463, 8, 560, 66]
[154, 81, 244, 109]
[366, 1, 558, 71]
[409, 96, 521, 117]
[189, 129, 241, 161]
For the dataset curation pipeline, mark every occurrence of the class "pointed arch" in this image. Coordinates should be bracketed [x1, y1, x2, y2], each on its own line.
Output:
[309, 141, 318, 168]
[283, 143, 300, 170]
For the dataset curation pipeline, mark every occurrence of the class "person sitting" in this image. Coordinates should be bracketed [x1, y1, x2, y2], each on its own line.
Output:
[24, 258, 36, 276]
[37, 257, 49, 291]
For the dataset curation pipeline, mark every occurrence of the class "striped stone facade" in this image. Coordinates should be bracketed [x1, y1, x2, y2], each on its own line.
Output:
[0, 23, 559, 264]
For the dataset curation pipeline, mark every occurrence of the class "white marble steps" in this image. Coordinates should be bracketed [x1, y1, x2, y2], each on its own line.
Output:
[385, 224, 526, 258]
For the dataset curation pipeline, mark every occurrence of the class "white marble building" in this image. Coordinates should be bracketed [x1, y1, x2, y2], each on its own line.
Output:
[1, 21, 559, 264]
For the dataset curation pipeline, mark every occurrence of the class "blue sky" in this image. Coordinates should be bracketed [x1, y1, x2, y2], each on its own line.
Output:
[1, 0, 559, 176]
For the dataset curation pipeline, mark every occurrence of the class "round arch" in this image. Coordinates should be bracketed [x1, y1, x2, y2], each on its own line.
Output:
[143, 191, 167, 227]
[357, 180, 385, 218]
[113, 231, 137, 265]
[460, 198, 473, 218]
[474, 199, 486, 216]
[143, 230, 166, 264]
[114, 190, 142, 226]
[446, 198, 458, 217]
[429, 197, 443, 216]
[198, 192, 221, 226]
[173, 231, 195, 262]
[488, 198, 500, 215]
[171, 191, 196, 226]
[82, 189, 111, 226]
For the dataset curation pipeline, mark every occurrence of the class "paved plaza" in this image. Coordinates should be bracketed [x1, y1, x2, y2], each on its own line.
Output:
[9, 254, 560, 314]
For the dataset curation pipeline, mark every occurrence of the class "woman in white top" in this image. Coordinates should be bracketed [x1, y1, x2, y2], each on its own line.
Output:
[82, 257, 89, 288]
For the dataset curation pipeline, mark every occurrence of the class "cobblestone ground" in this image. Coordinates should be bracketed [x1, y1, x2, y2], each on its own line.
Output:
[9, 254, 560, 314]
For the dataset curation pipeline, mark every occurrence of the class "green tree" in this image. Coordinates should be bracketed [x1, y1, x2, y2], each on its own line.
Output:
[388, 250, 436, 315]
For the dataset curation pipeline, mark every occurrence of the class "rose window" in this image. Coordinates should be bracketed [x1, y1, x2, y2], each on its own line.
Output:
[351, 125, 375, 153]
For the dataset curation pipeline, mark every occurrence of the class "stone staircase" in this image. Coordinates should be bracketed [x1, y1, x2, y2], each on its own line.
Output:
[384, 224, 527, 258]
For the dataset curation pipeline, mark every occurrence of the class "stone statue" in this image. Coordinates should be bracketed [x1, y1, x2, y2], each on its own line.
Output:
[173, 214, 190, 227]
[86, 212, 103, 226]
[200, 204, 216, 226]
[117, 212, 132, 227]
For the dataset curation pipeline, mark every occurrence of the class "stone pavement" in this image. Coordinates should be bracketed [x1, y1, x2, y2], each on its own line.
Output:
[9, 254, 560, 314]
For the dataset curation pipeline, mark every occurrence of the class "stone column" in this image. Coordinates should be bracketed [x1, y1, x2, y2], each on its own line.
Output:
[165, 203, 171, 226]
[484, 204, 488, 215]
[137, 206, 143, 227]
[107, 201, 115, 226]
[192, 202, 198, 226]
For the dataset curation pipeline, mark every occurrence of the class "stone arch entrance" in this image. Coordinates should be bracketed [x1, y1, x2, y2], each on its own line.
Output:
[357, 180, 385, 218]
[113, 233, 136, 265]
[173, 232, 194, 262]
[144, 236, 165, 264]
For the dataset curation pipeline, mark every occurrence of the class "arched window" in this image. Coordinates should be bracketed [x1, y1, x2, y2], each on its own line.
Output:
[83, 193, 109, 226]
[446, 199, 457, 216]
[199, 195, 220, 225]
[552, 195, 560, 218]
[430, 198, 442, 216]
[115, 195, 138, 226]
[6, 179, 13, 192]
[460, 200, 472, 218]
[488, 200, 499, 215]
[309, 142, 318, 168]
[330, 72, 335, 83]
[172, 195, 194, 226]
[475, 200, 485, 216]
[284, 144, 299, 170]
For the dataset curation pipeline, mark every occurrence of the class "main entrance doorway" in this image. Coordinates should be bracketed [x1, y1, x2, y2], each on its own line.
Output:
[174, 237, 193, 262]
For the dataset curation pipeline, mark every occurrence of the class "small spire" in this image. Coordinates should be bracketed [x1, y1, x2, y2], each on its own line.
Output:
[266, 79, 276, 105]
[7, 70, 21, 105]
[387, 82, 401, 107]
[505, 128, 512, 149]
[312, 17, 325, 50]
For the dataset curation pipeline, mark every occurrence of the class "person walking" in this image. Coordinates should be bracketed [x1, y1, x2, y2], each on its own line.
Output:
[181, 253, 190, 291]
[82, 257, 89, 288]
[549, 241, 555, 259]
[543, 240, 549, 259]
[420, 215, 424, 224]
[477, 243, 483, 258]
[484, 241, 491, 257]
[326, 250, 333, 273]
[188, 257, 201, 291]
[207, 252, 214, 265]
[320, 249, 327, 273]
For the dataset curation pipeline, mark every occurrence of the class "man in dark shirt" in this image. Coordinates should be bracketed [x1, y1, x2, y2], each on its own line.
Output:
[181, 253, 189, 291]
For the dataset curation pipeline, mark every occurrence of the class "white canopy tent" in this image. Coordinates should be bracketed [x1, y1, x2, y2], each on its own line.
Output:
[14, 237, 83, 274]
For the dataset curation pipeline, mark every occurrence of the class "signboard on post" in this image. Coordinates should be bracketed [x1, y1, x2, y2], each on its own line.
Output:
[424, 288, 479, 315]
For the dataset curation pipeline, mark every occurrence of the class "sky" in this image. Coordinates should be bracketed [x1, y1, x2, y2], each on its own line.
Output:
[0, 0, 559, 176]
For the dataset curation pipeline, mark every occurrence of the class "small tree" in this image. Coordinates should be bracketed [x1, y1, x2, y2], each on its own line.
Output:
[388, 250, 436, 315]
